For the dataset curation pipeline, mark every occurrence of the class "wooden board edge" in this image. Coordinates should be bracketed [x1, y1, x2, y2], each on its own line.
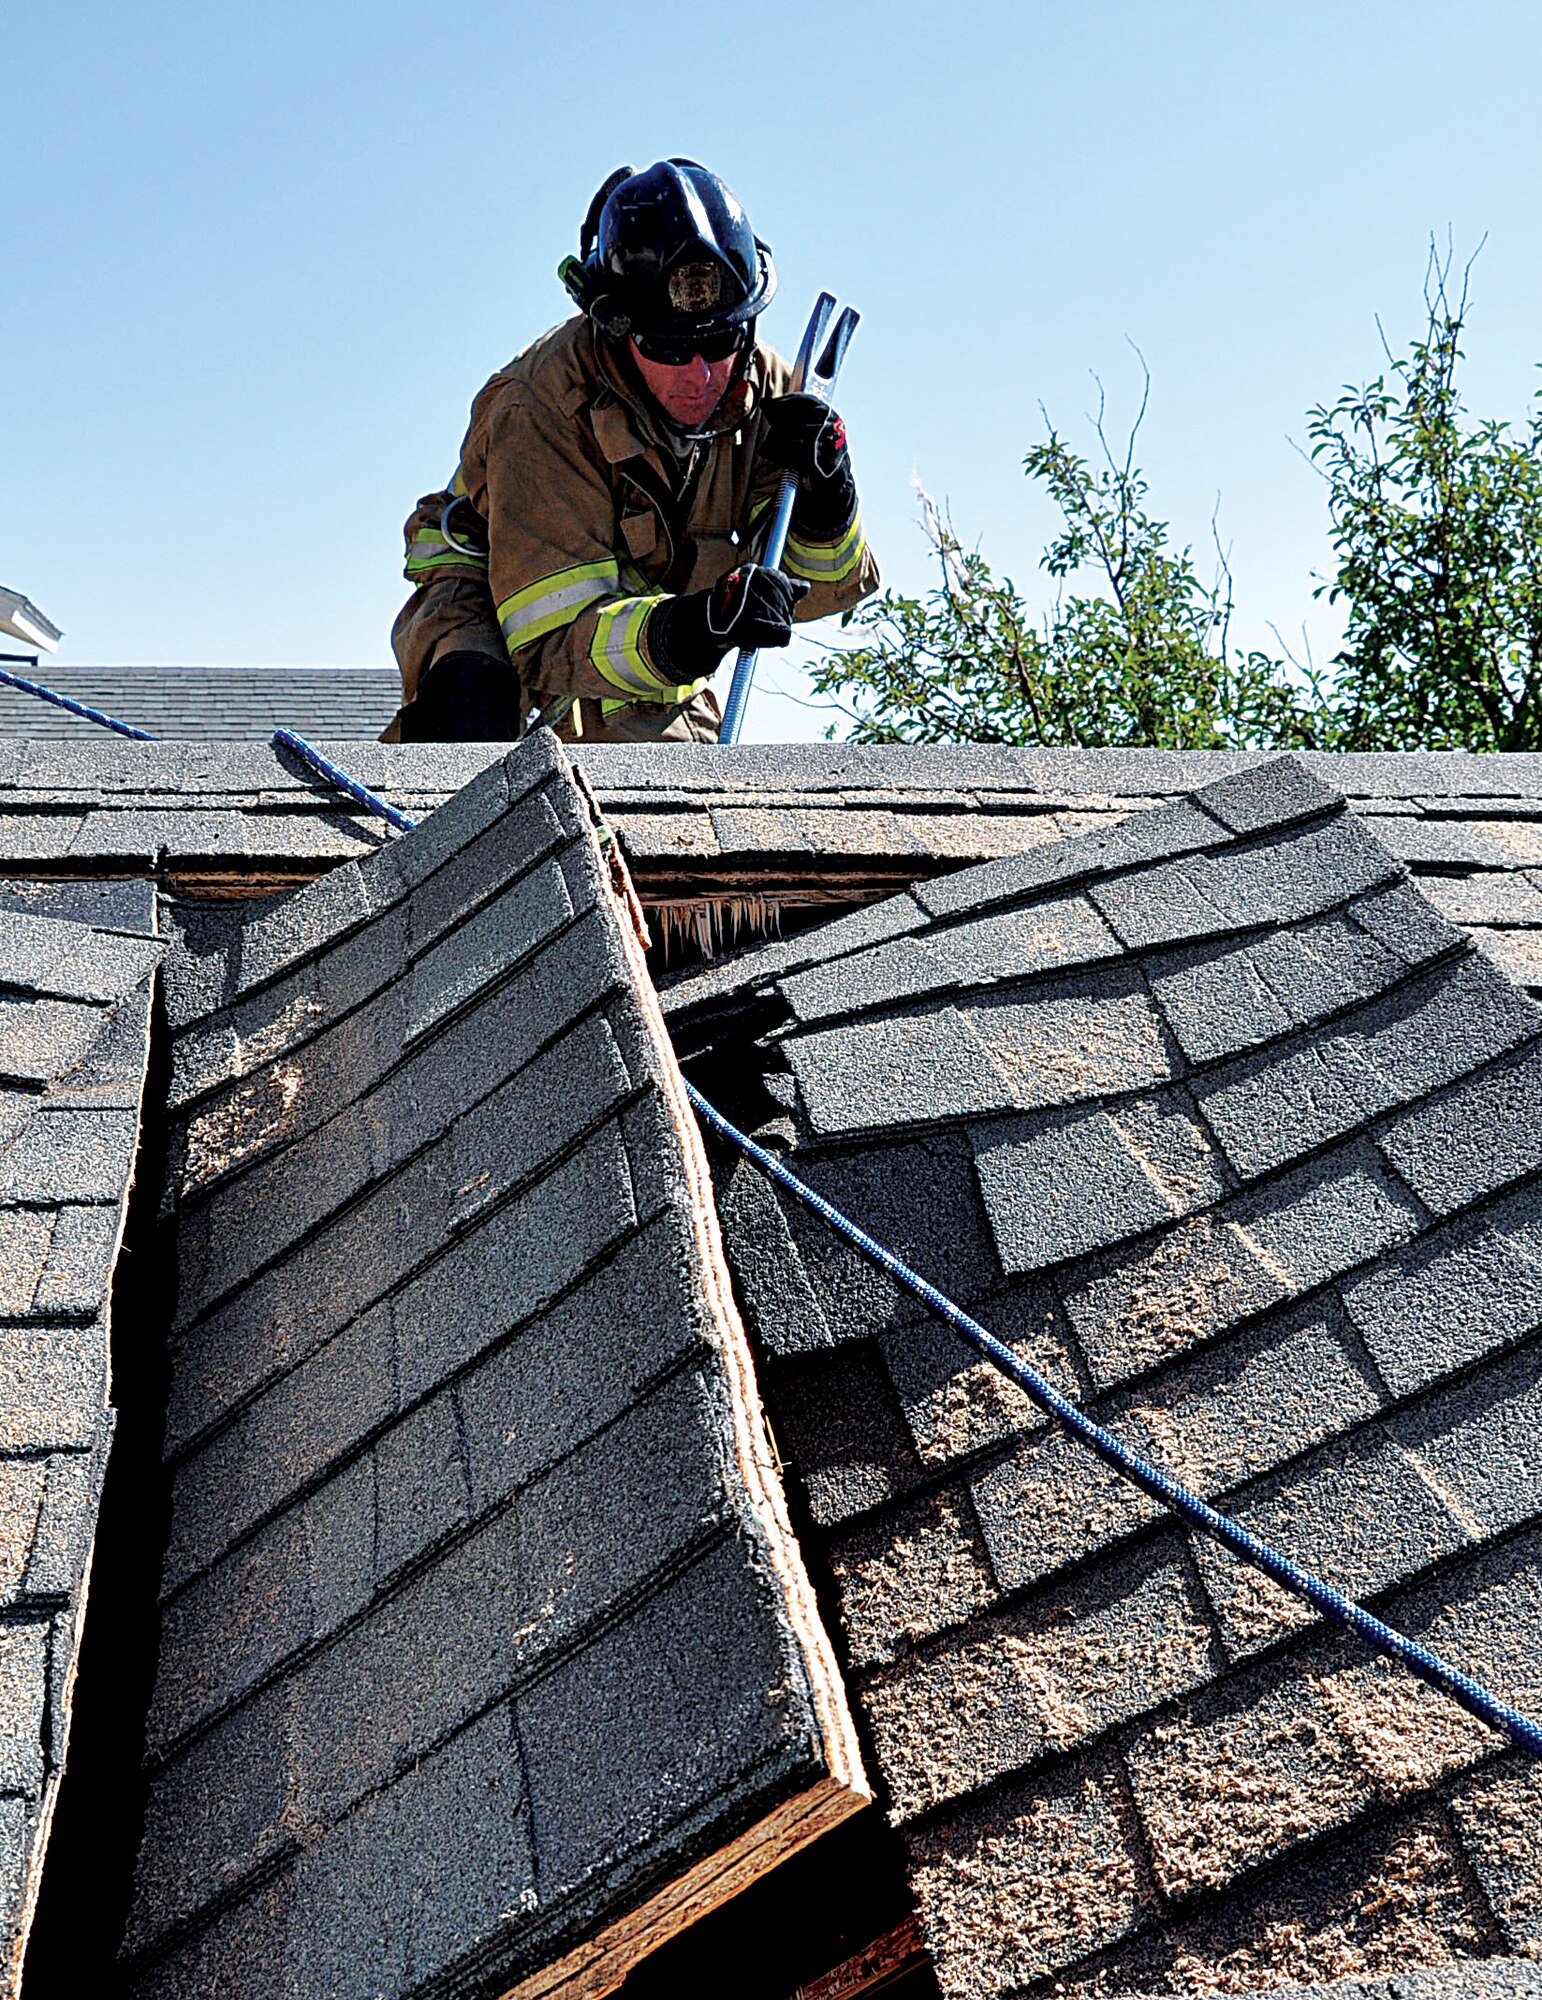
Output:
[792, 1914, 930, 2000]
[499, 1774, 868, 2000]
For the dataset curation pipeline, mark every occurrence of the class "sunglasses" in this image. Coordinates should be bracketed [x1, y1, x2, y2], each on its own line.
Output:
[631, 323, 746, 367]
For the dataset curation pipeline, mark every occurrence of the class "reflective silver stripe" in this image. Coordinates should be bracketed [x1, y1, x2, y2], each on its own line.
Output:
[405, 530, 488, 578]
[498, 562, 620, 654]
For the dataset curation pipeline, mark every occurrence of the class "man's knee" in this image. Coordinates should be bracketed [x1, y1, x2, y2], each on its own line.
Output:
[398, 651, 521, 742]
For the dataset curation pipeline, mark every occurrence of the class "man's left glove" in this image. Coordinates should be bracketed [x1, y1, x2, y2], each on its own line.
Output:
[400, 650, 520, 742]
[760, 392, 857, 539]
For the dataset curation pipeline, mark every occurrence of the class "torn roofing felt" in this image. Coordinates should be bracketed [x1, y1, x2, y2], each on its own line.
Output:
[672, 757, 1542, 2000]
[0, 888, 163, 1988]
[125, 730, 867, 2000]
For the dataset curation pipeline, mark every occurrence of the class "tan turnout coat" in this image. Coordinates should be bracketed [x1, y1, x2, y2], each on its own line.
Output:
[387, 314, 878, 743]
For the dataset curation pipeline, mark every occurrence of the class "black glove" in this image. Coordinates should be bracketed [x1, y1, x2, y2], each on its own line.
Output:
[400, 650, 521, 742]
[648, 564, 811, 682]
[760, 392, 857, 539]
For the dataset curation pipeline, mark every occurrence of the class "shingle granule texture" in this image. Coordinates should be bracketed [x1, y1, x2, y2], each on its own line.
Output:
[124, 732, 867, 2000]
[0, 900, 163, 1980]
[682, 757, 1542, 2000]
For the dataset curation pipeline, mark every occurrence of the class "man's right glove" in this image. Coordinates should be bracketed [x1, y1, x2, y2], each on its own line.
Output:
[648, 563, 811, 683]
[760, 392, 858, 539]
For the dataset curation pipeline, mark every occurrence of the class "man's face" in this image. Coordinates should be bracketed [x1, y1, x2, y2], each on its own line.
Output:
[629, 339, 740, 429]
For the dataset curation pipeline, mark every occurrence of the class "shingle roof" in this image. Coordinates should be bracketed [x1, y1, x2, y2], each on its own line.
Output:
[0, 746, 1537, 996]
[0, 668, 398, 741]
[124, 732, 865, 2000]
[0, 888, 162, 1976]
[675, 757, 1542, 1999]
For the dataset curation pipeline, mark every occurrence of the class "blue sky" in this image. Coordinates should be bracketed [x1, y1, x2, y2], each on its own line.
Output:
[5, 1, 1541, 740]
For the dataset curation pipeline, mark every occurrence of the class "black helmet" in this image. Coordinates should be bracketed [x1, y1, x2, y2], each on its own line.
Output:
[561, 159, 775, 343]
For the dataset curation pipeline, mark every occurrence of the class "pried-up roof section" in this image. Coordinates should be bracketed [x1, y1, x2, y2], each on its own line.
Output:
[678, 758, 1542, 2000]
[0, 889, 163, 1986]
[126, 733, 866, 1999]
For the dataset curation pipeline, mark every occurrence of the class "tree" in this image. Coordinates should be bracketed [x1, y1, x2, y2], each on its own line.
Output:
[1307, 246, 1542, 750]
[813, 254, 1542, 751]
[810, 368, 1323, 748]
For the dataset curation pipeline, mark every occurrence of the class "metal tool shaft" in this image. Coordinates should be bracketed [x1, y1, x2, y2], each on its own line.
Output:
[718, 293, 858, 744]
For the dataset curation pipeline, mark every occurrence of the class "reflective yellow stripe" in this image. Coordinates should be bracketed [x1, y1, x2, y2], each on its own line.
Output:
[785, 511, 865, 584]
[498, 560, 620, 655]
[589, 595, 707, 704]
[590, 595, 666, 696]
[404, 527, 489, 581]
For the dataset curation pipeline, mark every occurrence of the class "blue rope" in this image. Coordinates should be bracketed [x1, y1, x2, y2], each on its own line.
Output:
[0, 664, 158, 741]
[271, 728, 419, 834]
[685, 1081, 1542, 1761]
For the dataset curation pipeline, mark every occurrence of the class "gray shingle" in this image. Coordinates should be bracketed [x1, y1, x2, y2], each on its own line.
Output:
[1341, 1181, 1542, 1396]
[660, 890, 930, 1021]
[865, 1536, 1213, 1819]
[1422, 873, 1542, 926]
[1145, 932, 1300, 1063]
[1193, 954, 1541, 1180]
[23, 1449, 102, 1598]
[1389, 1342, 1542, 1540]
[167, 1003, 631, 1450]
[403, 853, 575, 1039]
[146, 1454, 375, 1756]
[514, 1536, 819, 1919]
[968, 1300, 1385, 1594]
[905, 1751, 1153, 2000]
[879, 1281, 1076, 1467]
[0, 877, 157, 935]
[0, 998, 110, 1085]
[284, 1370, 732, 1839]
[0, 1461, 48, 1600]
[1378, 1038, 1542, 1214]
[912, 796, 1226, 921]
[775, 1130, 1000, 1347]
[1191, 756, 1343, 835]
[1372, 814, 1542, 870]
[0, 1107, 141, 1202]
[126, 1678, 297, 1953]
[1092, 812, 1402, 950]
[163, 1304, 393, 1592]
[1124, 1661, 1377, 1897]
[969, 1417, 1159, 1592]
[0, 1622, 51, 1795]
[785, 968, 1173, 1141]
[0, 909, 161, 1004]
[456, 1212, 710, 1513]
[0, 1317, 107, 1449]
[1189, 1426, 1473, 1657]
[972, 1087, 1229, 1275]
[763, 1345, 923, 1526]
[1448, 1760, 1542, 1959]
[779, 892, 1120, 1025]
[370, 1392, 469, 1585]
[826, 1484, 997, 1668]
[284, 1704, 534, 2000]
[1067, 1800, 1494, 1999]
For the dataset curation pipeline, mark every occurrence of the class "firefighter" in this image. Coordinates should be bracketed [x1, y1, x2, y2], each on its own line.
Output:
[386, 159, 878, 743]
